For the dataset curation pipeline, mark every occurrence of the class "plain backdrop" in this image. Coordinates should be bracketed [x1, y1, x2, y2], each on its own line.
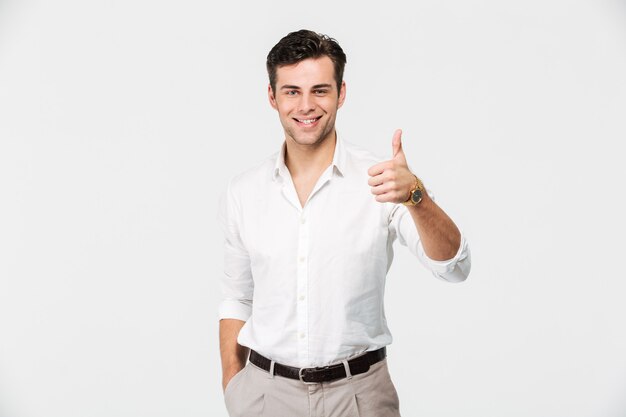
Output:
[1, 0, 625, 416]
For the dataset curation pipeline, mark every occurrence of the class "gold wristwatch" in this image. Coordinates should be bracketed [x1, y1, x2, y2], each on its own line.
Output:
[402, 174, 425, 206]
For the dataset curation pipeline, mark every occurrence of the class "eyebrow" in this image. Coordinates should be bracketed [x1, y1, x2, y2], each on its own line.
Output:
[279, 83, 333, 90]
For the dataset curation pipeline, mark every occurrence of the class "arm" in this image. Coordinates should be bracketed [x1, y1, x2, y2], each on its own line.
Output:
[388, 189, 471, 283]
[404, 191, 461, 261]
[217, 178, 254, 391]
[219, 318, 249, 392]
[369, 129, 471, 282]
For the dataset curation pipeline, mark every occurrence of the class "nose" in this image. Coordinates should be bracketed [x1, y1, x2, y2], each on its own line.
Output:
[297, 92, 315, 114]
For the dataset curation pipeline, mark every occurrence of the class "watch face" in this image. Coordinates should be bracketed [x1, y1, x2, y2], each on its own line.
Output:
[411, 189, 423, 203]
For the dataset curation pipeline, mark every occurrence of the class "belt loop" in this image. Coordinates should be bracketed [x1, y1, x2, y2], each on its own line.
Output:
[268, 360, 275, 379]
[341, 359, 352, 380]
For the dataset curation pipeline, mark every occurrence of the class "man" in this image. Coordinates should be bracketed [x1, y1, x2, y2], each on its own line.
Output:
[218, 29, 471, 417]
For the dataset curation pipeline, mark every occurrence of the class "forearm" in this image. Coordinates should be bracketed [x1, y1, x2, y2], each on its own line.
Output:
[406, 192, 461, 261]
[219, 318, 249, 390]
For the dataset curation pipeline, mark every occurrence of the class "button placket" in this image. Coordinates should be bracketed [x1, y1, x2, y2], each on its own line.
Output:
[296, 209, 309, 364]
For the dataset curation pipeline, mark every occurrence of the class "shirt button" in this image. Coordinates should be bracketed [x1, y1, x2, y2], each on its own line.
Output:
[299, 256, 306, 263]
[299, 333, 305, 339]
[300, 217, 306, 224]
[299, 295, 305, 301]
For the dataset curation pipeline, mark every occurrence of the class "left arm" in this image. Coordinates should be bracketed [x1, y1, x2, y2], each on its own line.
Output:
[404, 191, 461, 261]
[368, 129, 464, 262]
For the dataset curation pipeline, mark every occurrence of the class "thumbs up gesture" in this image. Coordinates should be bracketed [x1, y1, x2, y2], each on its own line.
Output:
[367, 129, 417, 204]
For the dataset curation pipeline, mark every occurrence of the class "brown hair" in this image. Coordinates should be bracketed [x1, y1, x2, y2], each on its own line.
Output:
[266, 29, 347, 93]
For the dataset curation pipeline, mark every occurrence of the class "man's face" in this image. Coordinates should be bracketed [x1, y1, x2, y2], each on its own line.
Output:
[268, 56, 346, 147]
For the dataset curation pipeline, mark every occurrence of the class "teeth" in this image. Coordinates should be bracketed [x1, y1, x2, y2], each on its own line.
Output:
[298, 118, 318, 124]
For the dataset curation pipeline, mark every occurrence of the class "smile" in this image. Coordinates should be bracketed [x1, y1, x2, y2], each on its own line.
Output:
[294, 116, 322, 126]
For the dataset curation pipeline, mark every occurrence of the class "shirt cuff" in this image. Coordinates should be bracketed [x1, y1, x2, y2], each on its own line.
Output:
[218, 299, 252, 322]
[418, 233, 471, 283]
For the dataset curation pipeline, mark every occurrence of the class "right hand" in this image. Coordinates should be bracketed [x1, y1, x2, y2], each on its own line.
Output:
[222, 367, 243, 393]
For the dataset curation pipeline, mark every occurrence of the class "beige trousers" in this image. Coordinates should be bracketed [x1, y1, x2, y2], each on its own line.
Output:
[223, 356, 401, 417]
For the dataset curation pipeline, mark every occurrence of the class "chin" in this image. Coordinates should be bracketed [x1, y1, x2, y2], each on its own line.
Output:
[300, 135, 328, 145]
[286, 131, 319, 145]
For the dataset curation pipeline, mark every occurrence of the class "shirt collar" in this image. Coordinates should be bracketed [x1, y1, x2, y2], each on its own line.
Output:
[272, 133, 346, 181]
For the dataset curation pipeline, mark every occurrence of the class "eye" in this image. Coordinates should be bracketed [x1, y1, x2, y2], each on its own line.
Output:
[285, 90, 299, 96]
[314, 89, 328, 95]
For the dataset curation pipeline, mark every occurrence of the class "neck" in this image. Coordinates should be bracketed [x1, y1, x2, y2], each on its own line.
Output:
[284, 131, 337, 178]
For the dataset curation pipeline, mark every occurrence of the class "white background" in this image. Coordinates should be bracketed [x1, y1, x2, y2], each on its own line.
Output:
[1, 0, 625, 416]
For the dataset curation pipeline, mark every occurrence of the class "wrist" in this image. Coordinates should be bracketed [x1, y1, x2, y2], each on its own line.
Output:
[402, 174, 425, 206]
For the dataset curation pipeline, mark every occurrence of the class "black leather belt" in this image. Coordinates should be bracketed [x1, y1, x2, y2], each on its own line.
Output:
[249, 347, 386, 384]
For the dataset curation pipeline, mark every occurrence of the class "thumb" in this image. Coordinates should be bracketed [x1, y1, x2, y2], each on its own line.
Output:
[392, 129, 403, 158]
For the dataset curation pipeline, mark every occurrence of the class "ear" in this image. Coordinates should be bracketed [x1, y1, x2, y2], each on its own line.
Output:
[337, 81, 346, 109]
[268, 84, 278, 110]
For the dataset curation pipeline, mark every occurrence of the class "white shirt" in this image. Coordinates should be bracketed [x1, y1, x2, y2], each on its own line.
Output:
[217, 135, 471, 368]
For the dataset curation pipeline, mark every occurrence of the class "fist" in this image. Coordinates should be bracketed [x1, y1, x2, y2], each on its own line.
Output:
[367, 129, 416, 204]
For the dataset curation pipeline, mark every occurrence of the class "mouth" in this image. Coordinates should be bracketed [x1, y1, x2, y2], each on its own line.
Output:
[293, 116, 322, 127]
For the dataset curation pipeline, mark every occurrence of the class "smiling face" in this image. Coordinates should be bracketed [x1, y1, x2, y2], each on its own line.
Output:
[268, 56, 346, 147]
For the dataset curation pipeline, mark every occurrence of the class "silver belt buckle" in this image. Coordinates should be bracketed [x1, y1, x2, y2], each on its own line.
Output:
[298, 367, 319, 385]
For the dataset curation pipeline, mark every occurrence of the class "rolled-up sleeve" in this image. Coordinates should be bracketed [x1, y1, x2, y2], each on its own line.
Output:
[217, 178, 253, 321]
[389, 189, 471, 283]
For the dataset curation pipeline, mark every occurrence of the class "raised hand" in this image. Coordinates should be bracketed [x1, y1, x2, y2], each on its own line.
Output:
[367, 129, 417, 204]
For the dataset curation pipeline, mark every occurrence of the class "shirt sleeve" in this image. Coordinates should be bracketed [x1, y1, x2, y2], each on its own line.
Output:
[388, 189, 471, 283]
[217, 178, 254, 321]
